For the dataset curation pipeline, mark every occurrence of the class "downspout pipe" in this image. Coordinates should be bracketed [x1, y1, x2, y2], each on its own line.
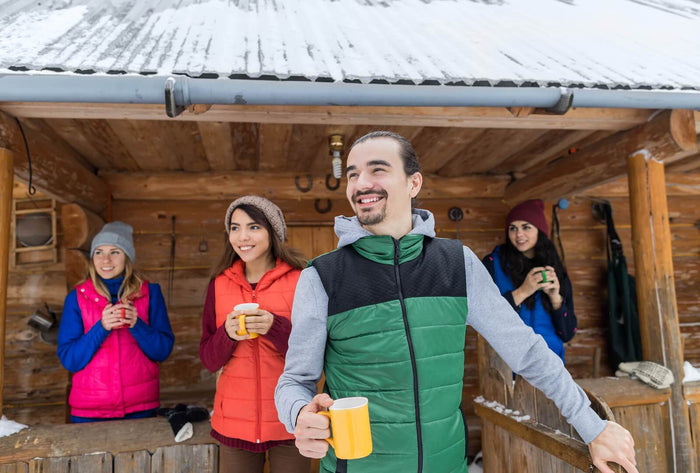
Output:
[1, 74, 700, 112]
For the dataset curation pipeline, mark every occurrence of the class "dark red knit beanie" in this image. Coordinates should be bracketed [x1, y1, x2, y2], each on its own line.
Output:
[505, 199, 548, 235]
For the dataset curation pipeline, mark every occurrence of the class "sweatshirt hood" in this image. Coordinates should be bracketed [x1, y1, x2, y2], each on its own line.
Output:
[334, 208, 436, 248]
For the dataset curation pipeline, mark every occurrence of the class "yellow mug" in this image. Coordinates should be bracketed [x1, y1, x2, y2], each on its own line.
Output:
[235, 303, 259, 339]
[318, 397, 372, 460]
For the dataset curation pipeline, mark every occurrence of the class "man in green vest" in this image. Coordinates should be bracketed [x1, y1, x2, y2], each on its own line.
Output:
[275, 131, 638, 473]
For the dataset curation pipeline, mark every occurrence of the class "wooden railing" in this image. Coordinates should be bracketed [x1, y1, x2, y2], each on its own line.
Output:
[0, 417, 218, 472]
[474, 334, 678, 473]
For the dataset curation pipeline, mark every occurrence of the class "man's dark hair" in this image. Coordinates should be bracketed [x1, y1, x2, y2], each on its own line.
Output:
[350, 131, 421, 176]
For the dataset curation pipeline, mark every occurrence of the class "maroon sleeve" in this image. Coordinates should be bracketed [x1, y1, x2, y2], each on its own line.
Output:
[199, 279, 237, 372]
[265, 314, 292, 356]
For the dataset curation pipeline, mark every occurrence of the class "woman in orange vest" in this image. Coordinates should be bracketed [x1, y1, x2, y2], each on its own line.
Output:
[199, 196, 309, 473]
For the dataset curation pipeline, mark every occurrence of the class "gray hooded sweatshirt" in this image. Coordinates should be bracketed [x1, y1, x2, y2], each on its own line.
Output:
[275, 209, 606, 444]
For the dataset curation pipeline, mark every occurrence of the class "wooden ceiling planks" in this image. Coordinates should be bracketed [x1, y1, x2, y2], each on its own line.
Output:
[42, 118, 109, 171]
[491, 129, 593, 175]
[75, 119, 142, 171]
[229, 122, 259, 171]
[407, 127, 481, 174]
[436, 129, 543, 177]
[158, 121, 209, 172]
[197, 122, 236, 171]
[258, 123, 294, 172]
[107, 120, 176, 171]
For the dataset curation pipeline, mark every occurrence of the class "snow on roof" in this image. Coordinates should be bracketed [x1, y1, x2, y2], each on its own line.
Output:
[0, 0, 699, 90]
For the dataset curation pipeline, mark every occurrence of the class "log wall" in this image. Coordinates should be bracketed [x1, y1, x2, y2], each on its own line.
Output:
[3, 180, 698, 460]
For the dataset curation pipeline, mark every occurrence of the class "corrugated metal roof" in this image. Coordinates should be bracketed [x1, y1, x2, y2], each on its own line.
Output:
[1, 0, 699, 90]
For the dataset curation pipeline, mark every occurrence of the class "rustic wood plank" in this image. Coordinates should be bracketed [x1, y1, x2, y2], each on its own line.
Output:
[230, 122, 259, 171]
[101, 172, 510, 200]
[28, 453, 112, 473]
[0, 463, 28, 473]
[492, 129, 594, 174]
[161, 122, 210, 172]
[409, 127, 484, 174]
[505, 109, 698, 204]
[0, 113, 108, 213]
[690, 401, 700, 468]
[511, 379, 542, 473]
[151, 444, 217, 473]
[114, 450, 151, 473]
[576, 378, 671, 408]
[473, 402, 600, 472]
[77, 119, 142, 172]
[667, 150, 700, 173]
[257, 123, 294, 172]
[438, 129, 544, 177]
[43, 118, 111, 170]
[0, 103, 655, 131]
[583, 173, 700, 197]
[197, 122, 235, 171]
[107, 120, 174, 171]
[481, 419, 511, 472]
[612, 404, 673, 473]
[288, 124, 331, 174]
[1, 417, 214, 463]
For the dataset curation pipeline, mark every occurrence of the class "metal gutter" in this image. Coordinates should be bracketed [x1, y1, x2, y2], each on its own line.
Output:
[1, 74, 700, 117]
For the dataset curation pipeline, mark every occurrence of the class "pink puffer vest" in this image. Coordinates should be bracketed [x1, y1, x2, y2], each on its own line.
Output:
[69, 279, 160, 418]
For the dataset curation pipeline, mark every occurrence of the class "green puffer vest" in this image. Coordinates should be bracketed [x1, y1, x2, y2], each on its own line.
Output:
[311, 234, 469, 473]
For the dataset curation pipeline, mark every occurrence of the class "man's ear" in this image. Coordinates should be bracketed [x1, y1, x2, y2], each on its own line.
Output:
[409, 172, 423, 199]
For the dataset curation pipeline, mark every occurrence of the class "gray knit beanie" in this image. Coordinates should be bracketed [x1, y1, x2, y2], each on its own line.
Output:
[224, 196, 287, 242]
[90, 221, 136, 262]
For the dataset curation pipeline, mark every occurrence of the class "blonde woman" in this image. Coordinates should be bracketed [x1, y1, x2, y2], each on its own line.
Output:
[58, 222, 174, 422]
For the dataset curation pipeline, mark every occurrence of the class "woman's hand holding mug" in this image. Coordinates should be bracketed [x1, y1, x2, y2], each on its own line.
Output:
[101, 302, 137, 330]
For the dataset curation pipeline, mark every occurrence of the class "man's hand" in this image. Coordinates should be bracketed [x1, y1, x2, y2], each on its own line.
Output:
[294, 393, 334, 458]
[589, 422, 638, 473]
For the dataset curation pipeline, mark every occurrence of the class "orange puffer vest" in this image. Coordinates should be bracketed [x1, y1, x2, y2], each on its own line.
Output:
[212, 259, 300, 443]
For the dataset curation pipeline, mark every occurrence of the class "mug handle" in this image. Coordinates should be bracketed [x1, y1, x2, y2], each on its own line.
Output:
[237, 315, 247, 336]
[317, 411, 335, 449]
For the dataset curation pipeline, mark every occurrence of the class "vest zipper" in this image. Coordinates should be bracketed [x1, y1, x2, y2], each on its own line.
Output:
[252, 290, 262, 443]
[393, 238, 423, 473]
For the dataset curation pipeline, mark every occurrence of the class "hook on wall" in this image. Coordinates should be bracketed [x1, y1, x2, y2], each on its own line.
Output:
[295, 174, 313, 193]
[325, 174, 340, 191]
[314, 199, 332, 214]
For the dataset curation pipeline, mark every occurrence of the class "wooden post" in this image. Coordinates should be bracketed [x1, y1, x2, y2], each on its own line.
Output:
[0, 148, 14, 417]
[627, 151, 696, 473]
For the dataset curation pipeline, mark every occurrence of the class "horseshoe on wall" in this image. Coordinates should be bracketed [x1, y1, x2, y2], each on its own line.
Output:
[325, 174, 341, 191]
[295, 174, 313, 193]
[314, 199, 332, 214]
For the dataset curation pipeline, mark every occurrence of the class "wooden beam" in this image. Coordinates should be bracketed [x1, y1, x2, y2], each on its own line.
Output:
[0, 103, 655, 130]
[0, 148, 13, 417]
[0, 112, 108, 213]
[101, 171, 510, 200]
[582, 173, 700, 197]
[504, 109, 698, 204]
[628, 151, 697, 473]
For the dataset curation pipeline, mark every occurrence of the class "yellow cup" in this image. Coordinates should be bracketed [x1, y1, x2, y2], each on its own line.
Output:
[235, 303, 259, 339]
[318, 397, 372, 460]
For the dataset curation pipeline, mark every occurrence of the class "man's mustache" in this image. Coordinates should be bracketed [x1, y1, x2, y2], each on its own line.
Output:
[352, 189, 388, 203]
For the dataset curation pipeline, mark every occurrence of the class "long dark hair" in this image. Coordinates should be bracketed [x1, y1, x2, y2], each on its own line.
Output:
[500, 229, 567, 312]
[210, 204, 306, 280]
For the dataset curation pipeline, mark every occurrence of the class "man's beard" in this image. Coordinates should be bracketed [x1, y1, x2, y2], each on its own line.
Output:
[357, 207, 386, 226]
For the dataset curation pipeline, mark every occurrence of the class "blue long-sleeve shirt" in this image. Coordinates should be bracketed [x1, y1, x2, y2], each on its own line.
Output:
[57, 277, 174, 373]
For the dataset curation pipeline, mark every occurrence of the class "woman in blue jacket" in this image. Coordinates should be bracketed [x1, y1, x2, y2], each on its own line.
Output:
[57, 221, 174, 422]
[482, 199, 576, 364]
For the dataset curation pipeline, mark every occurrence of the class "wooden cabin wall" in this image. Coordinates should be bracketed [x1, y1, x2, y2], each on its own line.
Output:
[4, 183, 68, 424]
